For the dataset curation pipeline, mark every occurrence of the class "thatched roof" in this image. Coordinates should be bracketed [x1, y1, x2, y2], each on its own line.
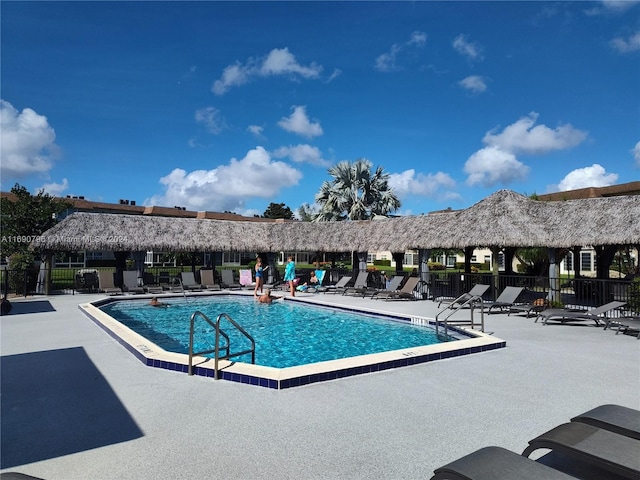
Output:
[33, 190, 640, 253]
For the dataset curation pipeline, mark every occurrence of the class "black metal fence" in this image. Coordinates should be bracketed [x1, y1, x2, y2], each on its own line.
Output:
[2, 267, 638, 315]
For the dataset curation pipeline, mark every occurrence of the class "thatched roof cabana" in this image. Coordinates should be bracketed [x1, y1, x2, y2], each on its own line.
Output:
[33, 190, 640, 253]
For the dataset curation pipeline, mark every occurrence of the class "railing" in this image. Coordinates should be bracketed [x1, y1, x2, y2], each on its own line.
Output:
[187, 311, 255, 380]
[434, 294, 486, 337]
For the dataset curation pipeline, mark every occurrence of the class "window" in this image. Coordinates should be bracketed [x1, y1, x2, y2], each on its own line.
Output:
[471, 255, 477, 262]
[498, 253, 505, 269]
[564, 252, 573, 272]
[581, 252, 592, 271]
[446, 255, 457, 268]
[367, 253, 376, 263]
[484, 255, 491, 264]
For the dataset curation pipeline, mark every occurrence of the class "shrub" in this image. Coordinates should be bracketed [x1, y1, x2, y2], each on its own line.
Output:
[373, 259, 391, 267]
[428, 262, 446, 271]
[8, 252, 38, 294]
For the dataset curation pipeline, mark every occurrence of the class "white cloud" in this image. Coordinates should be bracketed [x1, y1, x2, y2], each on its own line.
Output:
[452, 34, 484, 61]
[277, 106, 323, 138]
[633, 141, 640, 167]
[458, 75, 488, 93]
[272, 144, 330, 167]
[39, 178, 69, 196]
[0, 99, 59, 178]
[375, 31, 427, 72]
[212, 48, 323, 95]
[145, 146, 302, 212]
[464, 113, 587, 187]
[195, 106, 226, 134]
[247, 125, 264, 138]
[482, 112, 588, 155]
[557, 164, 619, 191]
[586, 0, 640, 14]
[464, 146, 530, 187]
[610, 31, 640, 53]
[389, 169, 457, 198]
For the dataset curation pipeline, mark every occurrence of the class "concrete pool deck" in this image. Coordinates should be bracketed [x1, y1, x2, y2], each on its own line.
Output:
[1, 291, 639, 479]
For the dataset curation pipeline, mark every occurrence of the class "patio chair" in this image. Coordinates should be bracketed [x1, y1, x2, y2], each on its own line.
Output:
[536, 300, 627, 326]
[571, 404, 640, 440]
[97, 270, 121, 295]
[375, 276, 420, 301]
[438, 284, 490, 308]
[522, 422, 640, 479]
[306, 270, 326, 293]
[509, 292, 551, 317]
[604, 315, 640, 339]
[199, 269, 221, 291]
[370, 275, 404, 299]
[220, 269, 242, 290]
[342, 272, 374, 297]
[239, 269, 255, 289]
[122, 271, 145, 294]
[429, 446, 576, 480]
[179, 271, 202, 291]
[318, 275, 352, 294]
[481, 286, 524, 313]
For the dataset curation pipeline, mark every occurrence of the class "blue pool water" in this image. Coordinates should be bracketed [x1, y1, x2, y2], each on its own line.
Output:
[100, 296, 451, 368]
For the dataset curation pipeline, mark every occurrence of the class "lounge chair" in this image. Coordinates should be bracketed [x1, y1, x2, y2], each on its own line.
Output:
[342, 272, 373, 297]
[97, 270, 121, 295]
[376, 276, 420, 301]
[536, 300, 627, 326]
[305, 270, 326, 293]
[605, 315, 640, 339]
[370, 275, 404, 299]
[508, 292, 551, 317]
[481, 286, 524, 313]
[522, 422, 640, 479]
[239, 269, 254, 289]
[438, 284, 490, 308]
[122, 271, 145, 294]
[179, 271, 202, 291]
[220, 269, 242, 290]
[571, 404, 640, 440]
[429, 446, 576, 480]
[199, 269, 221, 291]
[319, 275, 352, 294]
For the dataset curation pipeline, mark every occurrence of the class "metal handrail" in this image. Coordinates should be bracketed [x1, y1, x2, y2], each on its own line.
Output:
[187, 310, 255, 380]
[435, 294, 485, 337]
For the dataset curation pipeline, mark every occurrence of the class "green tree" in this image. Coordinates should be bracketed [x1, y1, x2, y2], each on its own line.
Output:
[314, 159, 401, 221]
[263, 202, 294, 219]
[297, 203, 319, 222]
[1, 183, 71, 260]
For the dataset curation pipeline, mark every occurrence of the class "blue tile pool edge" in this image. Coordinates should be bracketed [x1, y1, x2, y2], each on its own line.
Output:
[79, 297, 506, 390]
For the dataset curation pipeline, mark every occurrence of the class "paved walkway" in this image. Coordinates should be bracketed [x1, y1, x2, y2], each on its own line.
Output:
[1, 292, 639, 480]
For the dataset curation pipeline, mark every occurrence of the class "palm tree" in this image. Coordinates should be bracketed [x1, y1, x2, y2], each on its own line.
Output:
[314, 159, 401, 221]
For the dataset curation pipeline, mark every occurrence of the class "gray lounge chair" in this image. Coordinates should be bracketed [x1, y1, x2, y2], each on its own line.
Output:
[438, 284, 490, 308]
[571, 404, 640, 440]
[179, 271, 202, 291]
[319, 275, 352, 294]
[199, 269, 221, 291]
[429, 446, 576, 480]
[605, 315, 640, 339]
[220, 269, 242, 289]
[122, 271, 145, 294]
[481, 286, 524, 313]
[376, 276, 420, 301]
[97, 270, 121, 295]
[522, 422, 640, 479]
[536, 300, 627, 326]
[370, 275, 404, 299]
[509, 292, 551, 317]
[342, 272, 373, 297]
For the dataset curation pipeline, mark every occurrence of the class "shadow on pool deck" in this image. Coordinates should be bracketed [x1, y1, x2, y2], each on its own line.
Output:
[1, 347, 143, 469]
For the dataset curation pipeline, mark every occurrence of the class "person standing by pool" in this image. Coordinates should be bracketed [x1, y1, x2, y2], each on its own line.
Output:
[254, 257, 268, 297]
[284, 255, 296, 297]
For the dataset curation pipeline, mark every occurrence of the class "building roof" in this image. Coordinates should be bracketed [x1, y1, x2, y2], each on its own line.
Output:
[537, 181, 640, 201]
[32, 189, 640, 253]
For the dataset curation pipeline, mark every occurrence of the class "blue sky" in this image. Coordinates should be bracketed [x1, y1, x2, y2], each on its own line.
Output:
[1, 1, 639, 217]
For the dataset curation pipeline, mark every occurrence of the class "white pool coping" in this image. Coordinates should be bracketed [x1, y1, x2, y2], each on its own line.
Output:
[80, 291, 506, 389]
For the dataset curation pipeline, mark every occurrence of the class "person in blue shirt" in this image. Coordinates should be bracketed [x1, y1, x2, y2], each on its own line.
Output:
[254, 257, 268, 297]
[284, 256, 296, 297]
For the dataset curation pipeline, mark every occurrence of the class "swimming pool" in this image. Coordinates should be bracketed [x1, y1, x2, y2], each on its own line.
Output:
[100, 296, 451, 368]
[81, 293, 506, 389]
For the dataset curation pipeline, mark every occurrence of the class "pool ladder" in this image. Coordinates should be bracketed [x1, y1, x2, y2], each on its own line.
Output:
[188, 311, 256, 380]
[434, 294, 486, 338]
